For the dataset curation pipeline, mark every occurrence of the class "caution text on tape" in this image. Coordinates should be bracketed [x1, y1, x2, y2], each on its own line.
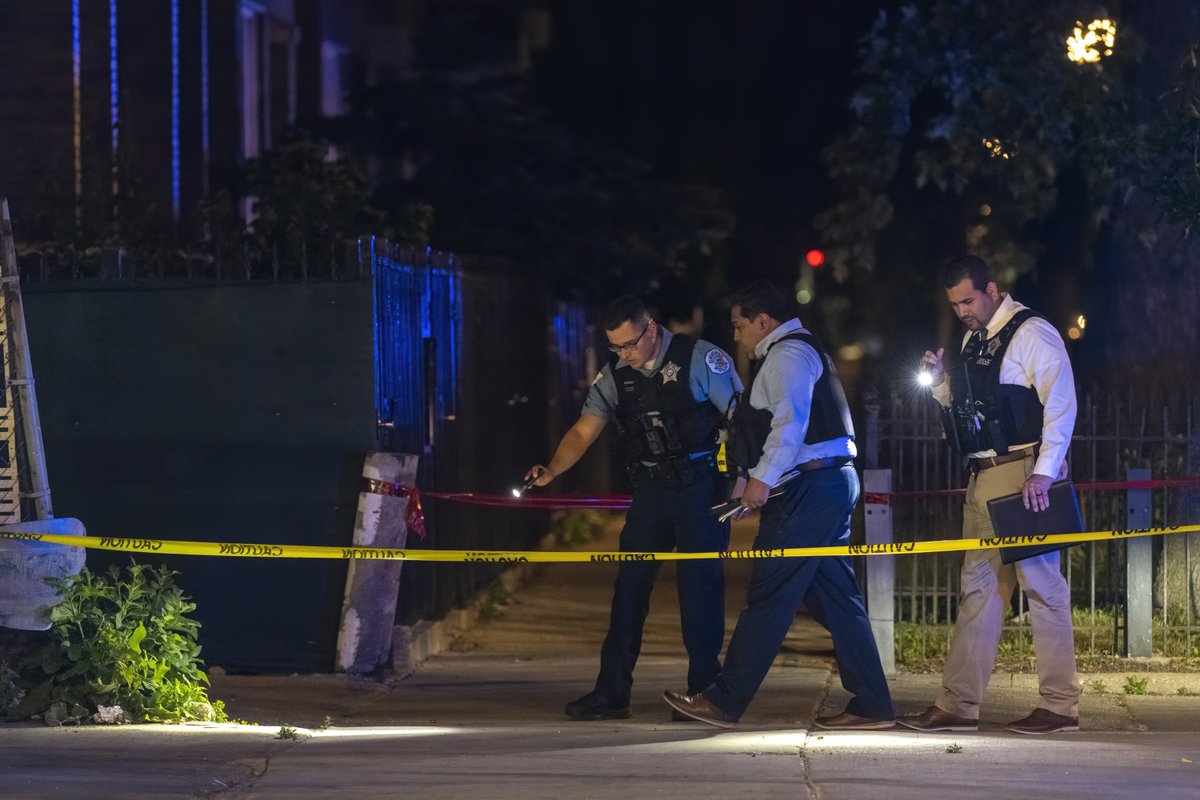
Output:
[2, 524, 1198, 562]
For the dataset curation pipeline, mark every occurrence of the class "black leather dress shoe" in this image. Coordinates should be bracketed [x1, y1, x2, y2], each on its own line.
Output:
[662, 690, 738, 729]
[565, 692, 631, 721]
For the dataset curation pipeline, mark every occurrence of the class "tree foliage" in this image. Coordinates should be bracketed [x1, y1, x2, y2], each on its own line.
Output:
[242, 132, 383, 277]
[1138, 45, 1200, 235]
[815, 1, 1155, 282]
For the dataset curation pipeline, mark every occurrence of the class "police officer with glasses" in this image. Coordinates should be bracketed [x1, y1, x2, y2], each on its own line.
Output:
[525, 295, 741, 721]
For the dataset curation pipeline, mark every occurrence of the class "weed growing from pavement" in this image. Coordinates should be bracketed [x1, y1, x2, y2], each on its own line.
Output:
[1124, 676, 1150, 695]
[946, 743, 963, 754]
[1177, 687, 1193, 696]
[276, 724, 301, 740]
[317, 715, 334, 731]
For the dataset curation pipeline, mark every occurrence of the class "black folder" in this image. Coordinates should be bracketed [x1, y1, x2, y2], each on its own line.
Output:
[985, 480, 1083, 564]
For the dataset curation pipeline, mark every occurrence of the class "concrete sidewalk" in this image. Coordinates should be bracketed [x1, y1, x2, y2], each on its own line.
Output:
[2, 520, 1199, 798]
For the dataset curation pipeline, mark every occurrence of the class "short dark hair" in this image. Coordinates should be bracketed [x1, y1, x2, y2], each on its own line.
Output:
[729, 280, 789, 322]
[600, 295, 650, 331]
[942, 254, 995, 291]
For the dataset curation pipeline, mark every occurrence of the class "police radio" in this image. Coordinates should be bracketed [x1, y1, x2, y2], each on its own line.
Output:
[940, 361, 1000, 455]
[940, 362, 1012, 456]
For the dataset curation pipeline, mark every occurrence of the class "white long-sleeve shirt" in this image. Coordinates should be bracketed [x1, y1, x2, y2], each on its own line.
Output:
[931, 294, 1076, 479]
[747, 318, 855, 486]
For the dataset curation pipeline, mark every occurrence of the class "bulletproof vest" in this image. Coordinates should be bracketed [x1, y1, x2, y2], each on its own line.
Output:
[942, 308, 1045, 455]
[609, 334, 723, 468]
[726, 331, 855, 474]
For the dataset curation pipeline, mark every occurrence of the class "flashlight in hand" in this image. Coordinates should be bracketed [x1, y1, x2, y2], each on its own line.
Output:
[917, 369, 934, 387]
[512, 468, 544, 498]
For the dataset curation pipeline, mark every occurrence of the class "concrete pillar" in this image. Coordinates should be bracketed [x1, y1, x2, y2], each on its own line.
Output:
[864, 468, 896, 676]
[335, 452, 419, 674]
[1125, 467, 1153, 658]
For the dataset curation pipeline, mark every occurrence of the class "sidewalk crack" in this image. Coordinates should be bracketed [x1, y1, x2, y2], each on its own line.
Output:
[797, 668, 834, 800]
[200, 739, 307, 796]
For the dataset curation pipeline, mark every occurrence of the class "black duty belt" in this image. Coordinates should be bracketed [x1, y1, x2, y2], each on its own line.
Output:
[632, 451, 717, 487]
[796, 456, 854, 472]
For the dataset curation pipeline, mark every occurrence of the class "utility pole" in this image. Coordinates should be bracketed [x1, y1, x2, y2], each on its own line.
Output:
[0, 199, 53, 519]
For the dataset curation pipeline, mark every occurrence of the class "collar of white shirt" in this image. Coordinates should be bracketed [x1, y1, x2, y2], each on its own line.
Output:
[981, 294, 1030, 339]
[754, 317, 805, 361]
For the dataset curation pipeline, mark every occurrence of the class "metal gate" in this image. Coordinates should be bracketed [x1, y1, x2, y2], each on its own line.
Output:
[365, 238, 593, 625]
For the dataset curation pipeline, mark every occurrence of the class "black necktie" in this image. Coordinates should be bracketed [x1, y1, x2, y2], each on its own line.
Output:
[964, 331, 986, 361]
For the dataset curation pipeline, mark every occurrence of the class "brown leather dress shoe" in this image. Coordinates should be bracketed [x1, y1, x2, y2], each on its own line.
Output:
[1006, 708, 1079, 735]
[895, 705, 978, 732]
[662, 690, 738, 729]
[814, 711, 896, 731]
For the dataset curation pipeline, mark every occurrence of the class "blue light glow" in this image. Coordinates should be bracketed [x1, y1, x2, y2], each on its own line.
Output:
[110, 0, 119, 215]
[171, 0, 181, 218]
[201, 0, 210, 193]
[72, 0, 82, 223]
[371, 247, 461, 451]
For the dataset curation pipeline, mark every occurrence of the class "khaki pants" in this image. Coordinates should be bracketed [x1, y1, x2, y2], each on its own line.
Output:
[935, 455, 1080, 719]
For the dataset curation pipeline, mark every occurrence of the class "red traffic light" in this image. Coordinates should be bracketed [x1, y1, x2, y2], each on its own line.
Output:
[805, 249, 825, 268]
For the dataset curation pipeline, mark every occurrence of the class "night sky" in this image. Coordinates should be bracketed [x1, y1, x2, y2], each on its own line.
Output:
[543, 1, 881, 284]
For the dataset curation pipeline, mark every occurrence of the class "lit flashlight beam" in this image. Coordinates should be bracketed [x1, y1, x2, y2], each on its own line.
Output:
[512, 470, 543, 498]
[918, 370, 934, 387]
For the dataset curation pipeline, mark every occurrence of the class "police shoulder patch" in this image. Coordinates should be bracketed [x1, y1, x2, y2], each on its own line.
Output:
[705, 348, 731, 375]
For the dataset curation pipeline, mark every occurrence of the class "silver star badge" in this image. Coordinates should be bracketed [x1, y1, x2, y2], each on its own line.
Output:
[661, 361, 681, 383]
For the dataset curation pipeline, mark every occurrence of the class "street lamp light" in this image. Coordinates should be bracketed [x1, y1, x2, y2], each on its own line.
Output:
[1067, 19, 1116, 63]
[982, 137, 1012, 160]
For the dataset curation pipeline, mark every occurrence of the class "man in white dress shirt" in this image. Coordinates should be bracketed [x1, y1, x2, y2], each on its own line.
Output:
[663, 280, 893, 730]
[898, 254, 1081, 736]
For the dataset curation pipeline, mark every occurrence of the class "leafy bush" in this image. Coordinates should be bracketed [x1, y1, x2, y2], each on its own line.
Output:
[13, 562, 225, 724]
[551, 509, 609, 547]
[894, 622, 951, 670]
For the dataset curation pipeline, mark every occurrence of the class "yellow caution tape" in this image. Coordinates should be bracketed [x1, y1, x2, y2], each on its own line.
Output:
[2, 524, 1198, 562]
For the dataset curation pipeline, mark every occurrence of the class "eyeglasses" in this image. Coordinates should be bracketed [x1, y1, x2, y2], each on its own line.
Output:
[607, 322, 651, 354]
